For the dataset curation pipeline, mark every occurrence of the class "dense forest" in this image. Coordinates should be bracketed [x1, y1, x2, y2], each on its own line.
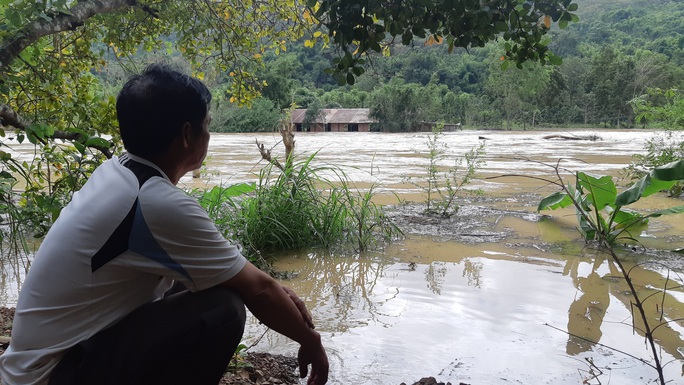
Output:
[213, 0, 684, 132]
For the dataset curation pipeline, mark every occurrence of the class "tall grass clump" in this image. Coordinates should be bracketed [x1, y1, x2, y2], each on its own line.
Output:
[196, 152, 401, 267]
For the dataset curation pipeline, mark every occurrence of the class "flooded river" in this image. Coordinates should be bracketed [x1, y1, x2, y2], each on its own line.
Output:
[3, 129, 684, 384]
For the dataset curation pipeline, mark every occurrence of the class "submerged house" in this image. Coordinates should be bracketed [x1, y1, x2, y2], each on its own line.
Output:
[290, 108, 376, 132]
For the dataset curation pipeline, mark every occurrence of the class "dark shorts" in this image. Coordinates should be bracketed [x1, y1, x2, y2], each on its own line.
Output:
[48, 285, 246, 385]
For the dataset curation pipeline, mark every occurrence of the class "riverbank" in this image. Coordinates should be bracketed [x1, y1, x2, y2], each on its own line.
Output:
[1, 307, 462, 385]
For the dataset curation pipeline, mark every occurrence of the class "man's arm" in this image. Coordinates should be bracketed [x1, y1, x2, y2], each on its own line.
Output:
[221, 262, 328, 385]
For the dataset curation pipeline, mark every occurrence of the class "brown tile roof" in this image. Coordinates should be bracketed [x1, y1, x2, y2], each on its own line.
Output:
[289, 109, 307, 123]
[290, 109, 376, 124]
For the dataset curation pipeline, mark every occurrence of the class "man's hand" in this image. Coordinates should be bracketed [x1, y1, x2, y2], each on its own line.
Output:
[297, 334, 329, 385]
[223, 264, 328, 383]
[282, 285, 315, 329]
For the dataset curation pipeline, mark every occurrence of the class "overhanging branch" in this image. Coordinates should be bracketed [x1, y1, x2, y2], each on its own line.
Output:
[0, 103, 113, 158]
[0, 103, 29, 130]
[0, 0, 140, 74]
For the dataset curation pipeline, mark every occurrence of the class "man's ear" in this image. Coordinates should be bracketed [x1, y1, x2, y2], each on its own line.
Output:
[181, 122, 193, 148]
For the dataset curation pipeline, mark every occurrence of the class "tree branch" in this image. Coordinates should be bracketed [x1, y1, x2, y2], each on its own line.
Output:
[0, 103, 30, 130]
[0, 104, 113, 158]
[0, 0, 140, 74]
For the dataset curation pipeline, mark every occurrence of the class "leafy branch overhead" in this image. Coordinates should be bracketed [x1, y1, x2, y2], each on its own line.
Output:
[0, 0, 311, 139]
[0, 0, 311, 250]
[306, 0, 579, 84]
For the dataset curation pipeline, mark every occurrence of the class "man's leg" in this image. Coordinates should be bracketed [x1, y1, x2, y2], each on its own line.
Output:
[49, 285, 246, 385]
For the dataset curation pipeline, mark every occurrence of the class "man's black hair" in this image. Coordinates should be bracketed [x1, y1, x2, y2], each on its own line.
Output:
[116, 63, 212, 158]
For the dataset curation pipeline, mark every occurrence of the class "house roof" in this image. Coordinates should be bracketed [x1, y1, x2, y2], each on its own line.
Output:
[290, 109, 376, 124]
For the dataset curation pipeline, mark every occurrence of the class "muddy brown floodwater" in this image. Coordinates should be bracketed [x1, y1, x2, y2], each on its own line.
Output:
[2, 129, 684, 385]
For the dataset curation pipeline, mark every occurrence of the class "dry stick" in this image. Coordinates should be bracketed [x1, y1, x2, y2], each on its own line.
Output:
[255, 119, 296, 172]
[255, 139, 284, 171]
[280, 120, 295, 165]
[244, 327, 270, 351]
[606, 247, 665, 385]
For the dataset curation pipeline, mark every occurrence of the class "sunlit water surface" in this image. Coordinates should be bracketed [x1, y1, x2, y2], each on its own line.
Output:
[2, 130, 684, 384]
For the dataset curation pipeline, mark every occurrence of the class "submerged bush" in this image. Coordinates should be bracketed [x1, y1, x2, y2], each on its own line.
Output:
[623, 131, 684, 197]
[196, 153, 401, 267]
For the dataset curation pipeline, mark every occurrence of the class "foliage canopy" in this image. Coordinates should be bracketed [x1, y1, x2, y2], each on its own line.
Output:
[307, 0, 578, 84]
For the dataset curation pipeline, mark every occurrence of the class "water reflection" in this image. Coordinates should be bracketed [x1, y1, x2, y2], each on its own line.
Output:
[246, 237, 684, 385]
[0, 252, 29, 306]
[272, 249, 401, 332]
[425, 262, 447, 294]
[565, 253, 611, 355]
[564, 249, 684, 362]
[462, 259, 484, 288]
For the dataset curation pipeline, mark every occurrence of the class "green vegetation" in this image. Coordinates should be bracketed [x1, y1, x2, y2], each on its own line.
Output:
[307, 0, 576, 85]
[196, 152, 401, 268]
[0, 0, 589, 257]
[631, 88, 684, 130]
[538, 160, 684, 246]
[406, 125, 486, 217]
[0, 0, 311, 259]
[217, 0, 683, 131]
[623, 131, 684, 197]
[537, 159, 684, 385]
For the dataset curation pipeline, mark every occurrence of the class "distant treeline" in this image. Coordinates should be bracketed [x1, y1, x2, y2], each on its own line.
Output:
[210, 0, 684, 132]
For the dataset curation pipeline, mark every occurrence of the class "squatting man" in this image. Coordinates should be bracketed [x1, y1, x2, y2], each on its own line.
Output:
[0, 63, 329, 385]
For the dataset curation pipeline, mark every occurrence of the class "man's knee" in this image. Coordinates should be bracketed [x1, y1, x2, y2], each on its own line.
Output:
[195, 285, 246, 331]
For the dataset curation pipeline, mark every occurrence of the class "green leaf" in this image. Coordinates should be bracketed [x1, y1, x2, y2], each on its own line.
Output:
[577, 172, 616, 210]
[548, 53, 563, 65]
[219, 183, 256, 198]
[616, 175, 649, 206]
[651, 159, 684, 181]
[73, 141, 86, 155]
[576, 210, 596, 240]
[622, 158, 684, 201]
[608, 207, 645, 229]
[84, 137, 112, 148]
[537, 191, 571, 211]
[346, 72, 355, 85]
[495, 21, 508, 32]
[645, 204, 684, 218]
[642, 179, 679, 197]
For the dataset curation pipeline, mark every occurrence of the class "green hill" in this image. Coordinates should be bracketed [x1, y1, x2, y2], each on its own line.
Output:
[552, 0, 684, 63]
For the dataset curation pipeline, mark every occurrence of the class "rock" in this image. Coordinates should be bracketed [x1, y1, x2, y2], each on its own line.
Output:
[411, 377, 449, 385]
